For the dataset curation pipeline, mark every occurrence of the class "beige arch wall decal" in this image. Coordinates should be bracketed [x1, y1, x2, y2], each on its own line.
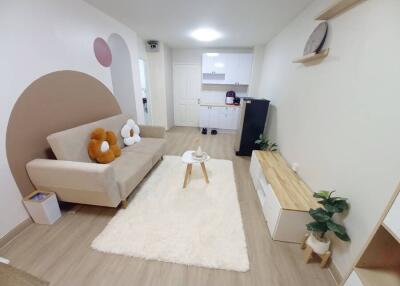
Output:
[6, 70, 121, 197]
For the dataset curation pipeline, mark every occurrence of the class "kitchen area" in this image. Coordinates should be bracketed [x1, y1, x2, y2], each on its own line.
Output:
[172, 48, 261, 133]
[199, 52, 252, 134]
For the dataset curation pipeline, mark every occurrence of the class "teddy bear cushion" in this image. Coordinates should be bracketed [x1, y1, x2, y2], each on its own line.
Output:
[88, 128, 121, 164]
[121, 119, 141, 146]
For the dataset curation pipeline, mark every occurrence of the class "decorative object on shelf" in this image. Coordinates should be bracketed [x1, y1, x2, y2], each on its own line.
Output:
[316, 0, 366, 21]
[302, 190, 350, 268]
[304, 22, 329, 55]
[293, 22, 329, 64]
[255, 134, 278, 152]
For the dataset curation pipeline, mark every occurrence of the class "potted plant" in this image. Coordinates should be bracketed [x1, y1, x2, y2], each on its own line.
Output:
[306, 191, 350, 255]
[254, 134, 278, 151]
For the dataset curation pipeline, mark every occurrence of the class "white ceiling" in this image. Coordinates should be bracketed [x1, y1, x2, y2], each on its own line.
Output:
[84, 0, 312, 48]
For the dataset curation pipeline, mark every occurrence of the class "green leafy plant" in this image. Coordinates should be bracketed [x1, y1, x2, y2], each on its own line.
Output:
[255, 134, 278, 151]
[306, 191, 350, 241]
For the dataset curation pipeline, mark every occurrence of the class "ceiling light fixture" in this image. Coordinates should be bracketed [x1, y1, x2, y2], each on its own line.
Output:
[206, 53, 219, 57]
[190, 28, 221, 42]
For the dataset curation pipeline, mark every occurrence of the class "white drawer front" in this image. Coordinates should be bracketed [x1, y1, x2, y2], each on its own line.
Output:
[250, 153, 262, 181]
[257, 188, 266, 206]
[261, 182, 282, 237]
[344, 271, 363, 286]
[250, 153, 265, 205]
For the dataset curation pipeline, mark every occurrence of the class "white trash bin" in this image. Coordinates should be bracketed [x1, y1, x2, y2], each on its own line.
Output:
[23, 191, 61, 224]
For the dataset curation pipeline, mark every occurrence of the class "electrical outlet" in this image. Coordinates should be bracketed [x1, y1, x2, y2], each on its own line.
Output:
[292, 162, 299, 173]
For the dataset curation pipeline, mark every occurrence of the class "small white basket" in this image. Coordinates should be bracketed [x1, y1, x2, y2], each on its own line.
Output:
[23, 191, 61, 224]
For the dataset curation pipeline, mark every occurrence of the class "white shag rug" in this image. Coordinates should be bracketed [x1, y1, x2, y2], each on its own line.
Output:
[91, 155, 249, 272]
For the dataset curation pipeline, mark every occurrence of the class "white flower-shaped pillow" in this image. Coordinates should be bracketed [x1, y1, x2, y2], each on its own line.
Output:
[121, 119, 141, 146]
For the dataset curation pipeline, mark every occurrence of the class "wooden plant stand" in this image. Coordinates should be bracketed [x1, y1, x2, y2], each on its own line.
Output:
[301, 233, 331, 268]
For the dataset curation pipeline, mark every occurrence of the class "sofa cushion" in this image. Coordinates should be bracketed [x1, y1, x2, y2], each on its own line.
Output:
[110, 151, 153, 199]
[123, 138, 166, 164]
[47, 114, 130, 162]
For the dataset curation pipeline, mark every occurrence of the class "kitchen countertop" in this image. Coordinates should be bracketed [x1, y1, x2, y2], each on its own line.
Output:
[200, 103, 241, 108]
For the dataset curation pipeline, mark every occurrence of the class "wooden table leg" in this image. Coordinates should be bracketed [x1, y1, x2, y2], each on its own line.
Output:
[183, 164, 192, 188]
[200, 162, 209, 184]
[304, 245, 313, 263]
[301, 233, 310, 250]
[320, 251, 331, 268]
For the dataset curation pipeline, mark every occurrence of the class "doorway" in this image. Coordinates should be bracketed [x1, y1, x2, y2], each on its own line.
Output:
[139, 58, 152, 125]
[173, 64, 201, 127]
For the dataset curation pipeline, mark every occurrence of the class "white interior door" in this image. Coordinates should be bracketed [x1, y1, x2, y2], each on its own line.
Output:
[173, 64, 201, 126]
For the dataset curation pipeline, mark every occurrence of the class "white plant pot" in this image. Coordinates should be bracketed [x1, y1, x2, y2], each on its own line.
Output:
[306, 233, 331, 255]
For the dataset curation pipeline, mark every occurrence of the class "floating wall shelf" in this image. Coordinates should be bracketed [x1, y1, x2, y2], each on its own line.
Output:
[292, 49, 329, 64]
[316, 0, 365, 20]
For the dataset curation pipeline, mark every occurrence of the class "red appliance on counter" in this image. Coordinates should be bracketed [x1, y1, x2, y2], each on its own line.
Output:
[225, 90, 236, 105]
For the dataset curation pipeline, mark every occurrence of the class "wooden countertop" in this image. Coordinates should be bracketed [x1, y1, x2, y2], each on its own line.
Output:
[254, 151, 320, 212]
[200, 103, 241, 108]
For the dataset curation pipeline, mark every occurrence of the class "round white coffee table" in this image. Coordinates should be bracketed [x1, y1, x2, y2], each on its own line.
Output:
[181, 150, 210, 188]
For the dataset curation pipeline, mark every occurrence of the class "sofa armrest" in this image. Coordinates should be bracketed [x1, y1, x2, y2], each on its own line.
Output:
[139, 125, 166, 138]
[26, 159, 121, 207]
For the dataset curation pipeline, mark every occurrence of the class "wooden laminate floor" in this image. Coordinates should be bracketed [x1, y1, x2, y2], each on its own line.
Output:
[0, 127, 336, 286]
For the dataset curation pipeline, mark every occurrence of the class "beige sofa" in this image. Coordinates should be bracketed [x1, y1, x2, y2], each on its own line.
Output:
[26, 114, 166, 208]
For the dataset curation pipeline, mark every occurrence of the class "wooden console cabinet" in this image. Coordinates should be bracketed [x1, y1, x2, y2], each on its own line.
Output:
[250, 151, 319, 243]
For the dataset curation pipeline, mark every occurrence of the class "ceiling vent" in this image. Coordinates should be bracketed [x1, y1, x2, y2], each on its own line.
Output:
[146, 40, 160, 52]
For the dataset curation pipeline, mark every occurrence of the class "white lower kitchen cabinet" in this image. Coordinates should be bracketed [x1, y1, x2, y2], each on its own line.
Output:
[199, 105, 240, 130]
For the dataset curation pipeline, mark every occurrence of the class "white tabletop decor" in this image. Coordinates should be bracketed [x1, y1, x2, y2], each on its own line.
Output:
[181, 149, 210, 188]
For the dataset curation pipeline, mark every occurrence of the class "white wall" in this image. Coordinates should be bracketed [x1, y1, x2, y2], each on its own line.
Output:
[108, 33, 140, 119]
[0, 0, 144, 239]
[147, 42, 174, 129]
[172, 48, 253, 105]
[257, 0, 400, 277]
[247, 45, 266, 98]
[137, 37, 148, 61]
[164, 46, 175, 129]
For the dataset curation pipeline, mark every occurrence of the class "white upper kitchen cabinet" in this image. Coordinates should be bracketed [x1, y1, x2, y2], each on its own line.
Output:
[202, 53, 253, 85]
[202, 53, 227, 74]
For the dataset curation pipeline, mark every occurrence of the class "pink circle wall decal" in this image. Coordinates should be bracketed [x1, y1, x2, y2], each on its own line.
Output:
[94, 37, 112, 67]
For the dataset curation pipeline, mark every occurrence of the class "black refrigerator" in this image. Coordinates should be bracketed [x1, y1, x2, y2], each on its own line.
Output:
[234, 98, 270, 156]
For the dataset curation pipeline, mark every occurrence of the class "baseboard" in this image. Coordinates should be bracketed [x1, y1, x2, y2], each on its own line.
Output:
[329, 260, 344, 285]
[0, 218, 32, 249]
